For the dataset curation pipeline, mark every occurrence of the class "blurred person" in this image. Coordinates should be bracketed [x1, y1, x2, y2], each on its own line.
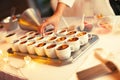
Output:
[50, 0, 115, 34]
[39, 0, 115, 35]
[51, 0, 115, 17]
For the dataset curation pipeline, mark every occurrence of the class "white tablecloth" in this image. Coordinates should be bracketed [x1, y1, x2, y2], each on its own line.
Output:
[0, 16, 120, 80]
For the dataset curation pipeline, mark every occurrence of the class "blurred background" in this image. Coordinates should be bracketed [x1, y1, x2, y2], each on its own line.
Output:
[0, 0, 120, 21]
[0, 0, 53, 21]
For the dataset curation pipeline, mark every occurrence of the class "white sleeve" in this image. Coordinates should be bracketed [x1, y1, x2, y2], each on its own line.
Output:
[58, 0, 75, 7]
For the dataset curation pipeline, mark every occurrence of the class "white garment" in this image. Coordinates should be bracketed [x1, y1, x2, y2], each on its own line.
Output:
[58, 0, 75, 7]
[51, 0, 115, 17]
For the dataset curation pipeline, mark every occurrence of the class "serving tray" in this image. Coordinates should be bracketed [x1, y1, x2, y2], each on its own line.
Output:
[8, 34, 99, 66]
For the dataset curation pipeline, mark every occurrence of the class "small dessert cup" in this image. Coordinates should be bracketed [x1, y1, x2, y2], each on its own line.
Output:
[44, 43, 57, 58]
[34, 42, 46, 56]
[75, 31, 88, 45]
[55, 44, 71, 60]
[66, 37, 80, 52]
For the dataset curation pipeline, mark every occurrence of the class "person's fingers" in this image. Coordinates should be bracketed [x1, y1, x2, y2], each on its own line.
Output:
[40, 21, 49, 35]
[37, 26, 41, 34]
[40, 24, 45, 35]
[40, 20, 46, 34]
[42, 32, 46, 37]
[54, 25, 57, 34]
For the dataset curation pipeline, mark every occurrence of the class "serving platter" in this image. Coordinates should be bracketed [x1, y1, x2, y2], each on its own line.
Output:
[8, 34, 99, 66]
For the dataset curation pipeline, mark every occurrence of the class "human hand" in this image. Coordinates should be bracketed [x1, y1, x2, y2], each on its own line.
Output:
[38, 14, 61, 36]
[38, 2, 67, 36]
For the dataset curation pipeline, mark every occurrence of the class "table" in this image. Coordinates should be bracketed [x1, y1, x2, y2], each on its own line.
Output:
[0, 16, 120, 80]
[70, 16, 120, 80]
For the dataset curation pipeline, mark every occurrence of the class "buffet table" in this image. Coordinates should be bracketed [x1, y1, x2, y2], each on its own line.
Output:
[0, 16, 120, 80]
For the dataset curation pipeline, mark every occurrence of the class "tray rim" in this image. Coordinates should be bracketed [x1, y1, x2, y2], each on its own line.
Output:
[9, 34, 99, 66]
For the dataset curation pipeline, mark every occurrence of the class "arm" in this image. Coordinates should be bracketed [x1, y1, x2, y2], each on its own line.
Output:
[38, 0, 75, 35]
[38, 2, 67, 35]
